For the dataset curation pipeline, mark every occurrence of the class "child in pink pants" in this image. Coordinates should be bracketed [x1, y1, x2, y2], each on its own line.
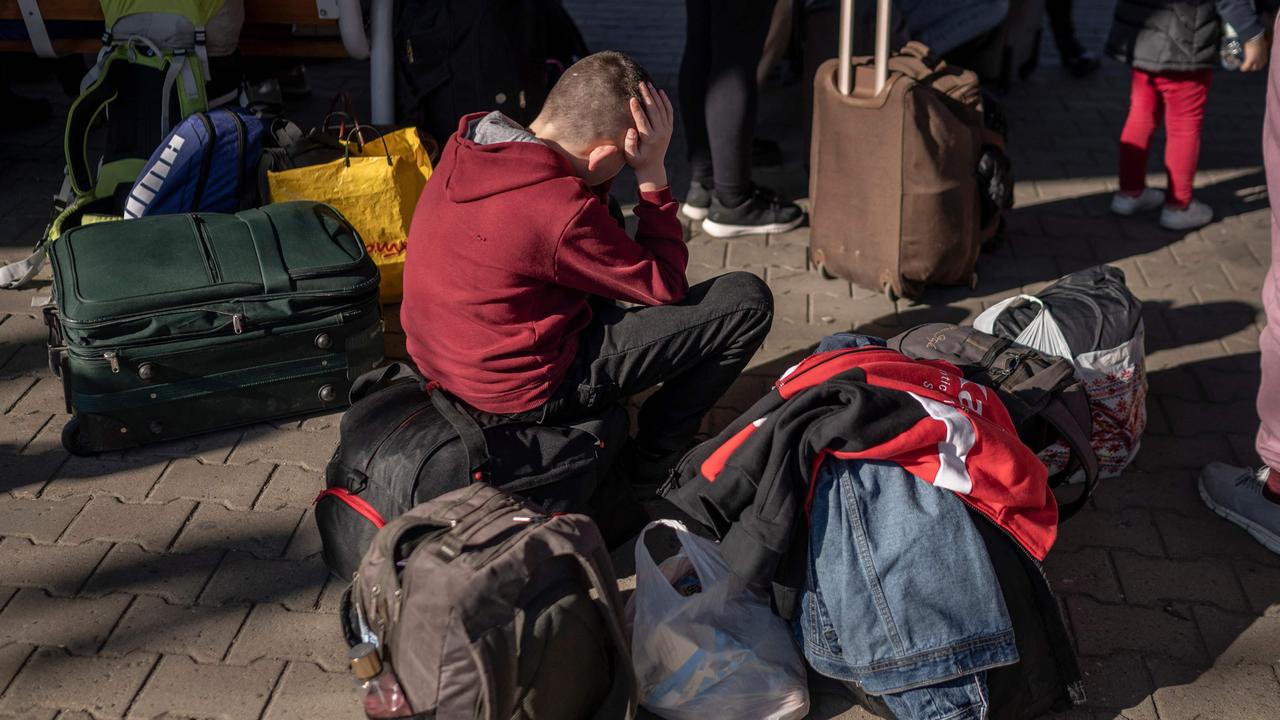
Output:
[1200, 14, 1280, 556]
[1106, 0, 1268, 230]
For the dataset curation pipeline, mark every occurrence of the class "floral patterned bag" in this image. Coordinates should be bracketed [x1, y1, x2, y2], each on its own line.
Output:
[975, 266, 1147, 479]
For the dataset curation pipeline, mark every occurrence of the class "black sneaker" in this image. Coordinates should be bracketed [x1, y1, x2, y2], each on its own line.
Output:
[701, 185, 805, 238]
[1062, 47, 1100, 78]
[680, 180, 712, 221]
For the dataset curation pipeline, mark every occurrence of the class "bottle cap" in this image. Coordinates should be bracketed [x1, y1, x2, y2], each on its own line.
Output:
[349, 642, 383, 680]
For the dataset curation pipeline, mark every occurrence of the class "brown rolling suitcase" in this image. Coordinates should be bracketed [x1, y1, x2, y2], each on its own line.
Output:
[809, 0, 997, 300]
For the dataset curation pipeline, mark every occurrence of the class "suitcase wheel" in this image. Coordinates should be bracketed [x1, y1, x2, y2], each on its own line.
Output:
[818, 263, 838, 281]
[884, 284, 898, 303]
[61, 417, 92, 457]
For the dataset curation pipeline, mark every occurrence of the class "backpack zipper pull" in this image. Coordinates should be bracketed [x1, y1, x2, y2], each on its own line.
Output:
[102, 350, 120, 373]
[232, 314, 245, 334]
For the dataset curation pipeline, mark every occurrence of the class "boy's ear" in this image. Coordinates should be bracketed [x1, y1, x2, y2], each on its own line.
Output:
[586, 143, 621, 173]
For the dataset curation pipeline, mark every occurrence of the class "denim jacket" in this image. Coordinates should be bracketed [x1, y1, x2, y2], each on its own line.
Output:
[796, 458, 1019, 702]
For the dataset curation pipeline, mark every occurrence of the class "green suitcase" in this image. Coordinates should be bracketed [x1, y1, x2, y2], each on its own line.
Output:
[46, 202, 384, 455]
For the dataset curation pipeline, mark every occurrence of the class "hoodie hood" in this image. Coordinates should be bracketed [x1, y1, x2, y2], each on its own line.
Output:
[444, 111, 575, 203]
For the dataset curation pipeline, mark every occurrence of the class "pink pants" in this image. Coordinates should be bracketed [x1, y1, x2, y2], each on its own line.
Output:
[1259, 25, 1280, 469]
[1118, 68, 1213, 209]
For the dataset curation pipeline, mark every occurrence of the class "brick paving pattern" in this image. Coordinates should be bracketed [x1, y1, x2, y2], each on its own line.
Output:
[1, 0, 1278, 717]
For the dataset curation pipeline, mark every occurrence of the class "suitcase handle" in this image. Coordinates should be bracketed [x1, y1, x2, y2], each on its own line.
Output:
[837, 0, 891, 97]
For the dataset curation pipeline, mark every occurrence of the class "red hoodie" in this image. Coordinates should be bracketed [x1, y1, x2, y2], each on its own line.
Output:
[401, 113, 689, 413]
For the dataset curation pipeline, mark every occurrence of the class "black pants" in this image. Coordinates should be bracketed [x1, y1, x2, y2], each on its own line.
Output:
[541, 272, 774, 458]
[1046, 0, 1079, 57]
[679, 0, 776, 207]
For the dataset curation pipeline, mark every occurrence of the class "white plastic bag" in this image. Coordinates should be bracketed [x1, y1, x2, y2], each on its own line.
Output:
[975, 295, 1073, 359]
[626, 520, 809, 720]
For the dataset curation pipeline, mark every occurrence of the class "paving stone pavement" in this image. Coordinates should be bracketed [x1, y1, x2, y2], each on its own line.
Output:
[2, 1, 1279, 718]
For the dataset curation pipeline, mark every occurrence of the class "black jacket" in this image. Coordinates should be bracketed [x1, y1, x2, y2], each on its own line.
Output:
[663, 348, 1058, 618]
[1106, 0, 1265, 72]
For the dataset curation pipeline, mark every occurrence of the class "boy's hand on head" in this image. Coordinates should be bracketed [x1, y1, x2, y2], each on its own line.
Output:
[624, 82, 674, 193]
[1242, 34, 1270, 72]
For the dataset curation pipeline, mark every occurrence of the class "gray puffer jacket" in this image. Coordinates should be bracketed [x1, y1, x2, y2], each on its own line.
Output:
[1106, 0, 1265, 73]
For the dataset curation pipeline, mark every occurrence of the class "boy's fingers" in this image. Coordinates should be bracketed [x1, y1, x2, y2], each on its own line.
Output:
[632, 96, 652, 135]
[660, 89, 674, 126]
[630, 97, 650, 135]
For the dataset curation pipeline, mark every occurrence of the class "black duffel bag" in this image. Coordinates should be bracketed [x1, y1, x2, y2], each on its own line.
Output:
[316, 363, 631, 580]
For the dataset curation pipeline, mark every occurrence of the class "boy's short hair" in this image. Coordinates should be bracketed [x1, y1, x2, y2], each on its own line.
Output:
[539, 51, 652, 145]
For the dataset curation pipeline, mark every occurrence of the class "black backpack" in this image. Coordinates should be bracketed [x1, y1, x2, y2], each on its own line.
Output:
[888, 323, 1100, 520]
[316, 363, 629, 580]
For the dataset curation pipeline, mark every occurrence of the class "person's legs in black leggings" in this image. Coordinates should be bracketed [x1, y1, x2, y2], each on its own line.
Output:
[543, 272, 774, 470]
[679, 0, 715, 189]
[1046, 0, 1079, 58]
[703, 0, 776, 207]
[1044, 0, 1098, 76]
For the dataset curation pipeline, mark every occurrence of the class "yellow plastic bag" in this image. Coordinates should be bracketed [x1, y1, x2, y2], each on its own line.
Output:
[267, 127, 433, 303]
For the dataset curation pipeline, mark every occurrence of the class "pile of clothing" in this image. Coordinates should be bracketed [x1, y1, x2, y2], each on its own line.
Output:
[663, 333, 1087, 719]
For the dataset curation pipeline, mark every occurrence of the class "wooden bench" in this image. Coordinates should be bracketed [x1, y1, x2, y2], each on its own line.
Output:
[0, 0, 396, 122]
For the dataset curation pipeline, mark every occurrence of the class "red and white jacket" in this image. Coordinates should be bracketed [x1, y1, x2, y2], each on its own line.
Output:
[664, 347, 1058, 617]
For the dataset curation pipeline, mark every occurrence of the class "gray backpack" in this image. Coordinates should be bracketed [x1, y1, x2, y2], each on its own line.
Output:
[345, 483, 636, 719]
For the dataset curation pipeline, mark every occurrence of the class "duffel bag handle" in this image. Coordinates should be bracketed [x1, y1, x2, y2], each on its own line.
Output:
[838, 0, 891, 96]
[424, 381, 491, 482]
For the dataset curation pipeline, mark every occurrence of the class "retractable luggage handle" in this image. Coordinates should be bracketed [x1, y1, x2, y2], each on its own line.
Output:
[837, 0, 891, 96]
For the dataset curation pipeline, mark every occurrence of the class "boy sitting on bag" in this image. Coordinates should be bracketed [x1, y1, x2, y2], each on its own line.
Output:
[401, 51, 774, 491]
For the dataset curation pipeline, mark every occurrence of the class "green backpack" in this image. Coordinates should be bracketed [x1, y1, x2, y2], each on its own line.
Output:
[0, 0, 237, 289]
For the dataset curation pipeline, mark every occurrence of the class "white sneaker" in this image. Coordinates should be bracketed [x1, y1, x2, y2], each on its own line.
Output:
[1159, 199, 1214, 231]
[1109, 188, 1165, 216]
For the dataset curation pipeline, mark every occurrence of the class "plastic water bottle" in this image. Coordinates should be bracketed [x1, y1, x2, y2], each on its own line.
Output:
[349, 643, 412, 718]
[1222, 22, 1244, 70]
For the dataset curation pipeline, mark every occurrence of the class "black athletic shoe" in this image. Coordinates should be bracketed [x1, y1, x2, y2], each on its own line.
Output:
[1062, 47, 1100, 78]
[701, 185, 805, 238]
[680, 179, 712, 221]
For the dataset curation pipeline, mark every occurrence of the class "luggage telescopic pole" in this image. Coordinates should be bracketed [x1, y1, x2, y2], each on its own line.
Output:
[874, 0, 890, 94]
[838, 0, 854, 96]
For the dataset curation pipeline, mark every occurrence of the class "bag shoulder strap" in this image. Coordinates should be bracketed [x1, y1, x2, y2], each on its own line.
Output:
[536, 519, 637, 720]
[65, 48, 126, 196]
[1040, 399, 1100, 521]
[425, 382, 491, 480]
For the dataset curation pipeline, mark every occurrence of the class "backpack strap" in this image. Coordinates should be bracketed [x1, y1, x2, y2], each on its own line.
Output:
[17, 0, 55, 58]
[574, 540, 638, 720]
[188, 112, 218, 211]
[65, 48, 124, 196]
[538, 520, 637, 720]
[161, 52, 208, 135]
[1040, 400, 1100, 521]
